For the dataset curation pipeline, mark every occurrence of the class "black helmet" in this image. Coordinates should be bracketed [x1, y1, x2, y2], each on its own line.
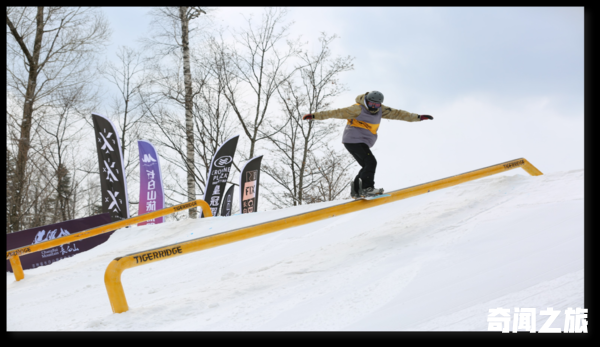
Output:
[365, 91, 384, 103]
[365, 91, 384, 113]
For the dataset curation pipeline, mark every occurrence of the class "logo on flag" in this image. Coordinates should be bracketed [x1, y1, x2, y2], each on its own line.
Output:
[142, 154, 157, 164]
[215, 156, 233, 167]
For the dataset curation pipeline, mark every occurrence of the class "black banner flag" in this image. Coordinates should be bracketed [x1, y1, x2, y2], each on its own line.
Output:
[240, 155, 263, 214]
[220, 185, 235, 217]
[202, 135, 239, 217]
[92, 113, 130, 222]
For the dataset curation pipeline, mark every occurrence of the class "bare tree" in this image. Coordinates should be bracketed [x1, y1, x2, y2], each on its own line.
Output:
[216, 8, 302, 161]
[139, 47, 238, 208]
[6, 148, 16, 231]
[6, 95, 54, 230]
[141, 8, 244, 215]
[262, 33, 354, 207]
[142, 6, 209, 219]
[6, 7, 110, 232]
[99, 46, 148, 162]
[99, 45, 153, 215]
[179, 7, 205, 218]
[304, 145, 355, 203]
[35, 86, 93, 223]
[140, 99, 199, 203]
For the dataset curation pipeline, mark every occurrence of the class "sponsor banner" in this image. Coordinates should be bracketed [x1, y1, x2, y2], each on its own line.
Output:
[137, 140, 165, 226]
[220, 185, 235, 217]
[202, 135, 240, 217]
[240, 155, 263, 214]
[92, 113, 130, 222]
[6, 213, 112, 272]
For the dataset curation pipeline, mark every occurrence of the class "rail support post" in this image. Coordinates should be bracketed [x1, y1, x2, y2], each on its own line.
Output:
[104, 259, 129, 314]
[9, 256, 24, 281]
[522, 161, 543, 176]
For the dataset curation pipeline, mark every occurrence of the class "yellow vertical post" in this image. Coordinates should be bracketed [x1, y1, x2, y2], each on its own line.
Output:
[104, 259, 129, 314]
[522, 161, 544, 176]
[9, 255, 24, 281]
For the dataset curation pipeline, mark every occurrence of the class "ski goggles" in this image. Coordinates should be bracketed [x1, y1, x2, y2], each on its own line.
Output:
[367, 101, 381, 108]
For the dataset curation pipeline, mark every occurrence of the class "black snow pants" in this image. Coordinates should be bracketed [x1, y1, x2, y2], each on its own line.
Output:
[343, 142, 377, 191]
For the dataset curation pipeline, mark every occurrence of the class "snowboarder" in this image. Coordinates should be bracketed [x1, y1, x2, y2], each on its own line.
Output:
[303, 91, 433, 198]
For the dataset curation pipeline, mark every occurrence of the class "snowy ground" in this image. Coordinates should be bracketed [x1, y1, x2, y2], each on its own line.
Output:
[7, 169, 584, 331]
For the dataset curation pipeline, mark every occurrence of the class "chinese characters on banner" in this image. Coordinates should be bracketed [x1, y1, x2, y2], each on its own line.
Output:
[202, 135, 239, 217]
[240, 155, 263, 214]
[137, 140, 165, 226]
[92, 113, 130, 222]
[487, 307, 588, 333]
[6, 213, 112, 272]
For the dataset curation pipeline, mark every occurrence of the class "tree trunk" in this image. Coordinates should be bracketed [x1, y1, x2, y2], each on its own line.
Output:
[8, 7, 45, 232]
[179, 7, 197, 218]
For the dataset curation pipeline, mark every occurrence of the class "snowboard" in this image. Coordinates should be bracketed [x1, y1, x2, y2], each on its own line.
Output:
[354, 194, 391, 201]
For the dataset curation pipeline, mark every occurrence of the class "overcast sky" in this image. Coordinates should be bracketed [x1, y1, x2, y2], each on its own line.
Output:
[100, 7, 584, 203]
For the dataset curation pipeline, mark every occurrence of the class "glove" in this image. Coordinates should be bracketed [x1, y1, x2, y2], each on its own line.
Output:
[419, 115, 433, 121]
[302, 114, 314, 120]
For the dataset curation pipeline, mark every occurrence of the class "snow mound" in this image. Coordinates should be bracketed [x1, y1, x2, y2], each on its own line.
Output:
[7, 169, 584, 331]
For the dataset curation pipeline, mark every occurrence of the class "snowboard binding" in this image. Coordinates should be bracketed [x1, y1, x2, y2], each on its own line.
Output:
[351, 179, 387, 200]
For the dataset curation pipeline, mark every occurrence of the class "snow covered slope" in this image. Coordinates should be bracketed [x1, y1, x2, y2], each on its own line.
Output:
[7, 169, 584, 331]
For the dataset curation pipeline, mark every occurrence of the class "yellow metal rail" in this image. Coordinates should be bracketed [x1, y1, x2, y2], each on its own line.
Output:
[105, 158, 542, 313]
[7, 200, 212, 282]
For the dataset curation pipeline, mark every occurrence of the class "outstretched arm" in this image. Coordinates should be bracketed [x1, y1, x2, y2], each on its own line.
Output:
[302, 104, 362, 121]
[381, 106, 422, 122]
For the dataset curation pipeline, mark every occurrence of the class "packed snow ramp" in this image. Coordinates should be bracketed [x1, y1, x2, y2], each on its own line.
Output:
[105, 158, 542, 313]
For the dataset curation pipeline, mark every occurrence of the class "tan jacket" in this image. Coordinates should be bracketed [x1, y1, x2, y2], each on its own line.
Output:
[312, 94, 421, 122]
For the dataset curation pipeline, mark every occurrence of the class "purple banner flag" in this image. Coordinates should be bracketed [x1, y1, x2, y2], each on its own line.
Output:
[138, 140, 165, 226]
[6, 213, 112, 272]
